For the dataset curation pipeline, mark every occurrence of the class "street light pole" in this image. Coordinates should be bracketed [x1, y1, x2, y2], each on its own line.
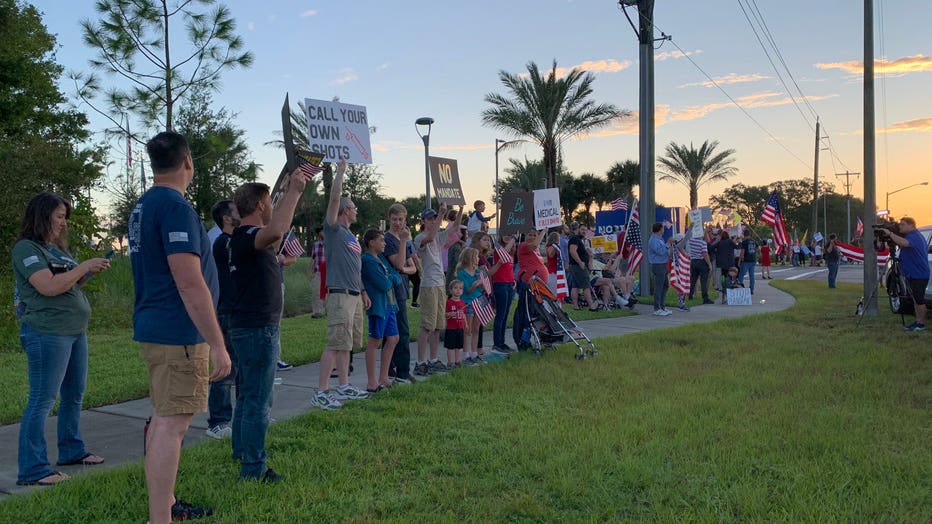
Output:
[885, 181, 929, 214]
[415, 117, 434, 210]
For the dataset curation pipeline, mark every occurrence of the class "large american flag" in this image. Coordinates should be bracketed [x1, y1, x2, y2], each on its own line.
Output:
[761, 191, 789, 250]
[835, 241, 889, 265]
[611, 198, 628, 211]
[555, 255, 568, 299]
[622, 200, 643, 277]
[281, 229, 305, 257]
[670, 247, 691, 295]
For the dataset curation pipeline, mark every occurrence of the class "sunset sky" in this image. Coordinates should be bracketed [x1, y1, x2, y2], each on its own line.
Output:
[33, 0, 932, 226]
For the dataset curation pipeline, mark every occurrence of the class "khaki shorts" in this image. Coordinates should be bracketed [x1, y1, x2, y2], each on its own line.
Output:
[326, 292, 363, 351]
[141, 343, 209, 417]
[419, 286, 446, 331]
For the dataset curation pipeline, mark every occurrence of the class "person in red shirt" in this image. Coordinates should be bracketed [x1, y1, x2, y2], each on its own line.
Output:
[513, 228, 548, 349]
[444, 280, 467, 367]
[760, 239, 772, 279]
[488, 233, 516, 353]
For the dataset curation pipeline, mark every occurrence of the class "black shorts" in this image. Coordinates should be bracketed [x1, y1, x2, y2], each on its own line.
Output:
[444, 328, 464, 349]
[907, 278, 929, 304]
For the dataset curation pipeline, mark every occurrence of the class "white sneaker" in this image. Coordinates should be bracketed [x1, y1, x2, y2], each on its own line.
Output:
[332, 384, 371, 401]
[661, 308, 672, 316]
[652, 309, 666, 316]
[205, 423, 232, 439]
[615, 296, 628, 307]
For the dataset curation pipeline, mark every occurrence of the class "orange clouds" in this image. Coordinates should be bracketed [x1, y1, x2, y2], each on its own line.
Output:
[815, 54, 932, 76]
[679, 73, 771, 88]
[879, 117, 932, 134]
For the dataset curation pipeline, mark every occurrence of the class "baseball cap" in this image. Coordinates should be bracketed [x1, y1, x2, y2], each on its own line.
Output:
[421, 208, 438, 220]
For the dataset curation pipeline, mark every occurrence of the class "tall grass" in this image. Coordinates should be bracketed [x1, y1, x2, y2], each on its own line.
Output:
[0, 281, 927, 521]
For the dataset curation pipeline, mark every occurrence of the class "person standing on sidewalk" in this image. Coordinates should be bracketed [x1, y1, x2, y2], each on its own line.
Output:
[311, 159, 372, 409]
[738, 229, 758, 294]
[687, 230, 713, 304]
[648, 222, 673, 316]
[130, 131, 231, 523]
[384, 204, 418, 384]
[205, 200, 240, 440]
[824, 233, 841, 289]
[226, 170, 309, 483]
[886, 217, 929, 332]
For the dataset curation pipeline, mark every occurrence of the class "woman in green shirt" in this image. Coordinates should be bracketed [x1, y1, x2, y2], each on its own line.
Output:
[12, 193, 110, 486]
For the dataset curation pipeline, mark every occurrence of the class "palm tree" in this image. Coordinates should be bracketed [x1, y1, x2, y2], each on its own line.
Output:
[606, 159, 639, 199]
[657, 140, 738, 209]
[482, 60, 629, 188]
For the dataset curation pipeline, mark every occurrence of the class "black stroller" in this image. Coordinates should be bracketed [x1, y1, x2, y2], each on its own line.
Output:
[522, 275, 597, 360]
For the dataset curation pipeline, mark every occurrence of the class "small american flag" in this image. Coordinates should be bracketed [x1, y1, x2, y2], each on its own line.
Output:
[472, 294, 495, 326]
[478, 268, 492, 295]
[622, 200, 643, 277]
[855, 217, 864, 240]
[281, 229, 305, 257]
[670, 247, 691, 295]
[494, 245, 512, 263]
[555, 256, 568, 300]
[610, 198, 628, 211]
[298, 161, 323, 177]
[346, 232, 362, 255]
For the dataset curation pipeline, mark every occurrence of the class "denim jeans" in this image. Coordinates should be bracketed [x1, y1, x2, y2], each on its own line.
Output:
[512, 281, 530, 347]
[207, 313, 237, 428]
[18, 324, 89, 483]
[739, 262, 756, 293]
[493, 282, 514, 347]
[230, 325, 279, 479]
[389, 299, 412, 379]
[650, 263, 669, 310]
[827, 262, 839, 288]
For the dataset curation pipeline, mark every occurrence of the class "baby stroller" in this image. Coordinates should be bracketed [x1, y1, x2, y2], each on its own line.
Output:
[524, 275, 597, 360]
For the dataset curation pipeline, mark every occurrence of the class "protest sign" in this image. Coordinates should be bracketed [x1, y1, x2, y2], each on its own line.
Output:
[688, 209, 704, 237]
[813, 232, 823, 242]
[591, 235, 618, 254]
[499, 191, 534, 236]
[428, 156, 466, 205]
[533, 188, 562, 230]
[270, 150, 325, 209]
[282, 94, 297, 171]
[304, 98, 372, 164]
[595, 210, 628, 236]
[727, 287, 752, 306]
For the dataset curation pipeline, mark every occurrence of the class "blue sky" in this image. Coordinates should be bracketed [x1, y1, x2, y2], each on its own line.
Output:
[33, 0, 932, 223]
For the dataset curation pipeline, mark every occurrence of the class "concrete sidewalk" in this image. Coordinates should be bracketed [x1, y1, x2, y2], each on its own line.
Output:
[0, 279, 794, 500]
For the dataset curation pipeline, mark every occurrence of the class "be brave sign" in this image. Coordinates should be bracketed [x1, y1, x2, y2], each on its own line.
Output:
[428, 156, 466, 205]
[304, 98, 373, 164]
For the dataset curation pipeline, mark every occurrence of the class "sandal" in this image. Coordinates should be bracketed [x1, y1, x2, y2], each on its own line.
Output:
[16, 471, 70, 486]
[365, 385, 385, 393]
[57, 453, 105, 466]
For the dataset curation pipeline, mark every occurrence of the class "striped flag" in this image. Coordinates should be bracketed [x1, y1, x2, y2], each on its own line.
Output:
[610, 198, 628, 211]
[855, 217, 864, 240]
[835, 241, 889, 265]
[298, 161, 324, 177]
[621, 201, 643, 277]
[281, 229, 305, 257]
[478, 268, 492, 295]
[345, 231, 362, 255]
[670, 247, 691, 295]
[761, 191, 789, 250]
[555, 255, 568, 299]
[472, 294, 495, 326]
[494, 245, 512, 263]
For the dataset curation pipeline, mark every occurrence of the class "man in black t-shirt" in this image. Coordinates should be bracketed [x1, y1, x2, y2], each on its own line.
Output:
[228, 170, 309, 483]
[205, 200, 240, 441]
[568, 226, 595, 309]
[738, 229, 758, 294]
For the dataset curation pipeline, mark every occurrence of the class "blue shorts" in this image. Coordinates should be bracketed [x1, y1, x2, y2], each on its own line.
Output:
[465, 303, 475, 317]
[368, 308, 399, 339]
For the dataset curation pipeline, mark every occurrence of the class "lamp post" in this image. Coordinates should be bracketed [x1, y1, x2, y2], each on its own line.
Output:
[494, 138, 525, 231]
[415, 117, 434, 210]
[885, 181, 928, 214]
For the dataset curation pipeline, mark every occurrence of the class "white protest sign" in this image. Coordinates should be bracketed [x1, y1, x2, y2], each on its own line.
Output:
[813, 232, 823, 242]
[688, 209, 704, 237]
[304, 98, 372, 164]
[727, 288, 752, 306]
[533, 188, 562, 230]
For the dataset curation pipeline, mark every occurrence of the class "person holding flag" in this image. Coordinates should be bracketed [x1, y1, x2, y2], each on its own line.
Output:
[489, 233, 516, 354]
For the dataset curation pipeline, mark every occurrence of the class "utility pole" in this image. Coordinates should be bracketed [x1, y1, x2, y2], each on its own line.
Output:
[811, 117, 820, 239]
[835, 171, 860, 242]
[863, 0, 878, 317]
[620, 0, 666, 296]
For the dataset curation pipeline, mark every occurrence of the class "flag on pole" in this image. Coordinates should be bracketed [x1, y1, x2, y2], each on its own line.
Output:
[761, 191, 790, 250]
[670, 246, 691, 295]
[555, 255, 568, 300]
[472, 294, 495, 326]
[281, 229, 305, 257]
[855, 217, 864, 240]
[610, 198, 628, 211]
[621, 201, 643, 277]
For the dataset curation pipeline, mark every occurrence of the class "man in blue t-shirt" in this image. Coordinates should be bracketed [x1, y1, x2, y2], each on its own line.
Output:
[227, 170, 309, 483]
[887, 217, 929, 332]
[129, 131, 231, 523]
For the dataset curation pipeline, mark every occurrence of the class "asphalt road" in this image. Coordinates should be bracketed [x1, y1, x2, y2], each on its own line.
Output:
[756, 263, 871, 284]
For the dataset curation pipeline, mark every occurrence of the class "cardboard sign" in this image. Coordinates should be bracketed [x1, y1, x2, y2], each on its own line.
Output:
[282, 94, 297, 171]
[727, 287, 752, 306]
[270, 150, 325, 209]
[428, 156, 466, 205]
[304, 98, 372, 164]
[688, 209, 704, 237]
[533, 188, 562, 230]
[591, 235, 618, 254]
[499, 191, 534, 236]
[595, 210, 628, 236]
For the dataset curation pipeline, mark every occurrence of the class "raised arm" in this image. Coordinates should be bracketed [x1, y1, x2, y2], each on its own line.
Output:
[254, 169, 311, 250]
[325, 159, 348, 226]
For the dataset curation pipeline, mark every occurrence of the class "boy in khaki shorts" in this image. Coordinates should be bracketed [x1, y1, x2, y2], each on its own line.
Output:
[414, 203, 463, 376]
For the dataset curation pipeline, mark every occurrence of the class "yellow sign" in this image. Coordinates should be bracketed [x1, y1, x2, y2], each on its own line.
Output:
[590, 235, 618, 254]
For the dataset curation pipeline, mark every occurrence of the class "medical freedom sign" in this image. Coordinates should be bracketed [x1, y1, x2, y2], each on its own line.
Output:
[304, 98, 373, 164]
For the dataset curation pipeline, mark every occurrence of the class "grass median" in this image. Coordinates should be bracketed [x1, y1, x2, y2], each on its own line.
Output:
[0, 280, 927, 521]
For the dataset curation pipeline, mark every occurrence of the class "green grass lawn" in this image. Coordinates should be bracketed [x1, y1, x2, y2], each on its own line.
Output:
[0, 280, 928, 521]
